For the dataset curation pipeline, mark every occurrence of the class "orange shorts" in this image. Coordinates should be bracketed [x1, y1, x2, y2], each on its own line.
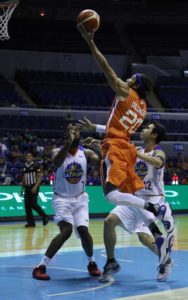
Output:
[101, 138, 145, 194]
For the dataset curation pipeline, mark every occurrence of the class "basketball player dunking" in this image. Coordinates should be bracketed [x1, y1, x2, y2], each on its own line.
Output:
[78, 25, 174, 277]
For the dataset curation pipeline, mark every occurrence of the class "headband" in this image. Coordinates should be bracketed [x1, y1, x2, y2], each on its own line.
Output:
[135, 73, 144, 89]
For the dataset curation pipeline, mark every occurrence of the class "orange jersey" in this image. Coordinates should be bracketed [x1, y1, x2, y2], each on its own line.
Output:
[105, 88, 147, 140]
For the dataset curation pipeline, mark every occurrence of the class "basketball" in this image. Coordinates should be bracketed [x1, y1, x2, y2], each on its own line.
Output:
[76, 9, 100, 33]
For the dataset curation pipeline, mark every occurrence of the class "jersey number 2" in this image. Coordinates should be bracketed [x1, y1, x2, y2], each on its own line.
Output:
[120, 109, 143, 134]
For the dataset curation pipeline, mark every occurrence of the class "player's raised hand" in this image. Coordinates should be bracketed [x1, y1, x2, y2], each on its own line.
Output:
[66, 124, 77, 143]
[77, 24, 94, 43]
[76, 116, 96, 131]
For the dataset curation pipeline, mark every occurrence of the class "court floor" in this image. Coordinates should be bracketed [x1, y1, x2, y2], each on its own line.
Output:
[0, 215, 188, 300]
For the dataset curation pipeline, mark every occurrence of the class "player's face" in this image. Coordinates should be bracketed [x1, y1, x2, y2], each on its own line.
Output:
[140, 124, 155, 142]
[126, 75, 136, 88]
[26, 153, 33, 163]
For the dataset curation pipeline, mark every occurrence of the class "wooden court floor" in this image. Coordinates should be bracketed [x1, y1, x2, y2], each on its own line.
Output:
[0, 215, 188, 300]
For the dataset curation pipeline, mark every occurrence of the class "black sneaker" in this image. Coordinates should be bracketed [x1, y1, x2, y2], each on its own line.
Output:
[43, 215, 49, 226]
[87, 262, 101, 277]
[32, 265, 50, 280]
[103, 260, 121, 275]
[99, 260, 120, 283]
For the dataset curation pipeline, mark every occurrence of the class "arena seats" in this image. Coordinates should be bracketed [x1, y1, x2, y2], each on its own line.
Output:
[156, 76, 188, 111]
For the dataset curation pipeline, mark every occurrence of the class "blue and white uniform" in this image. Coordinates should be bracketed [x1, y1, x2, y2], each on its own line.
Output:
[52, 146, 89, 229]
[111, 145, 165, 235]
[135, 145, 165, 203]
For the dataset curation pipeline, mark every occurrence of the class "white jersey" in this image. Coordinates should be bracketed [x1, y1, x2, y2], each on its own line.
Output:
[135, 145, 165, 199]
[53, 146, 87, 197]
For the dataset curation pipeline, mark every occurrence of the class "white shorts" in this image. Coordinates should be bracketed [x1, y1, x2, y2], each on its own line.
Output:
[52, 192, 89, 230]
[111, 206, 153, 235]
[135, 190, 164, 205]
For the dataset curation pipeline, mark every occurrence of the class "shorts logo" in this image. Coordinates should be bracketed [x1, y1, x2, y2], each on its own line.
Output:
[135, 160, 148, 178]
[63, 162, 83, 184]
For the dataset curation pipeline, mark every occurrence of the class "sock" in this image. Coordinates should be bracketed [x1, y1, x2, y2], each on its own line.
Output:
[38, 255, 51, 267]
[107, 258, 116, 264]
[149, 222, 162, 238]
[88, 256, 95, 263]
[145, 202, 159, 216]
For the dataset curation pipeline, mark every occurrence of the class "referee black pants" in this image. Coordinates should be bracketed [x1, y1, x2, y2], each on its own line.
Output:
[24, 186, 46, 225]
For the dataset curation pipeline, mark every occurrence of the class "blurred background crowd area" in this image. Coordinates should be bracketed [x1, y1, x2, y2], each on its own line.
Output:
[0, 128, 188, 186]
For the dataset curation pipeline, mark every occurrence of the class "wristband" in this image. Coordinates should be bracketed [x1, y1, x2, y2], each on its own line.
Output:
[96, 124, 106, 134]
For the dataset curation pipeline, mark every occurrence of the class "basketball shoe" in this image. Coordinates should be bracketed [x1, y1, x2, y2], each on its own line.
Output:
[99, 260, 120, 283]
[32, 265, 50, 280]
[87, 262, 101, 277]
[157, 257, 173, 282]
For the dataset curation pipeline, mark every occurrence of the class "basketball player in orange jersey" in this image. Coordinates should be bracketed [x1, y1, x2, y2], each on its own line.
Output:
[78, 25, 173, 276]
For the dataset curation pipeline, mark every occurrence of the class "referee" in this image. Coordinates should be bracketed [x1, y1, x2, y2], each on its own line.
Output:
[21, 152, 48, 228]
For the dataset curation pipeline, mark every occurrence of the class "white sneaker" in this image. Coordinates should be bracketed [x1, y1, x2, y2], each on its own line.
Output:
[157, 258, 173, 282]
[99, 274, 115, 283]
[157, 202, 175, 234]
[156, 234, 174, 265]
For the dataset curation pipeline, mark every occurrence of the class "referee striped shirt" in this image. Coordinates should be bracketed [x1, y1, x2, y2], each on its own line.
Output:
[22, 162, 41, 186]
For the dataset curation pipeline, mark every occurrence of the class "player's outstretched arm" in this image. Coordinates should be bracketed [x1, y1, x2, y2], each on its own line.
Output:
[76, 116, 97, 131]
[76, 116, 106, 134]
[137, 148, 165, 169]
[77, 24, 129, 98]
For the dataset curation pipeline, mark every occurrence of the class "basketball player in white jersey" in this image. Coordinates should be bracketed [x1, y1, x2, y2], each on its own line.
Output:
[32, 124, 101, 280]
[77, 118, 174, 282]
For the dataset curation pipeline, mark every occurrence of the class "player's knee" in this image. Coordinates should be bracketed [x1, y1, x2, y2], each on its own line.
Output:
[105, 190, 119, 205]
[58, 221, 73, 239]
[77, 226, 89, 238]
[77, 226, 89, 236]
[104, 214, 118, 229]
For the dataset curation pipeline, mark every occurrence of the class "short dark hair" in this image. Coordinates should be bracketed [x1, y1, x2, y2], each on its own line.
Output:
[149, 121, 167, 144]
[134, 73, 154, 99]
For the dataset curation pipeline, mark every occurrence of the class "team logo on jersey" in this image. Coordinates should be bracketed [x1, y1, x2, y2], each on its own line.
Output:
[63, 162, 83, 184]
[135, 160, 148, 178]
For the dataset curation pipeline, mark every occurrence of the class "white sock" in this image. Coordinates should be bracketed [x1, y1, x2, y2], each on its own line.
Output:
[106, 190, 145, 209]
[88, 256, 95, 263]
[38, 255, 51, 267]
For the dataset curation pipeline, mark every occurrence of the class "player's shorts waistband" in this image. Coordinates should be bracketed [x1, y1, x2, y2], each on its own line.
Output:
[54, 191, 85, 198]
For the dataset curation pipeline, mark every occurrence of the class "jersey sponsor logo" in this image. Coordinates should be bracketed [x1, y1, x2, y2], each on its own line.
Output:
[63, 162, 84, 184]
[135, 160, 148, 178]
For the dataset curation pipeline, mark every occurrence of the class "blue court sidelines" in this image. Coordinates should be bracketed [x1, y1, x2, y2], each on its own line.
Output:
[0, 247, 188, 300]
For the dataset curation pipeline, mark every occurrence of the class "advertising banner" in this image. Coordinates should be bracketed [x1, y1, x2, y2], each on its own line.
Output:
[0, 185, 187, 218]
